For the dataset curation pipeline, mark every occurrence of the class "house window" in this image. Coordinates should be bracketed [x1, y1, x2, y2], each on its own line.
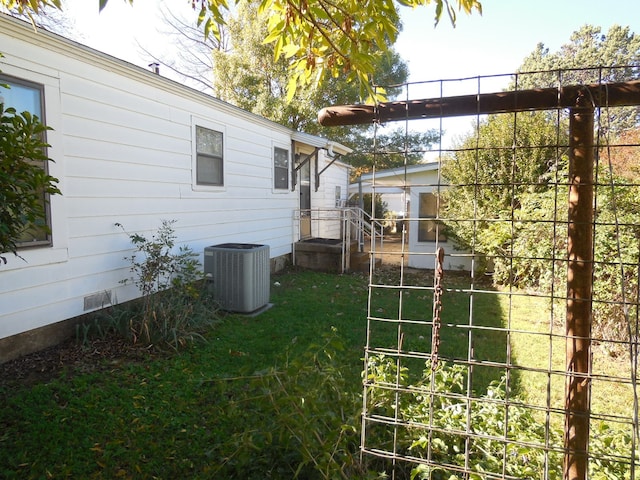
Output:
[335, 186, 342, 207]
[196, 125, 223, 186]
[274, 146, 289, 189]
[0, 75, 51, 247]
[418, 192, 446, 242]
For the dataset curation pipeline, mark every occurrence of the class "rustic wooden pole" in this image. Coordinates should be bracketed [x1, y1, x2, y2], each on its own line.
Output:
[317, 80, 640, 126]
[563, 94, 594, 480]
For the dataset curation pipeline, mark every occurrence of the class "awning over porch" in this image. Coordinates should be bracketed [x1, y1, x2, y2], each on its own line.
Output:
[348, 161, 440, 195]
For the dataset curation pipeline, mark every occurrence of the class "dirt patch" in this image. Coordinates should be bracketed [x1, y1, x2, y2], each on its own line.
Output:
[0, 334, 161, 389]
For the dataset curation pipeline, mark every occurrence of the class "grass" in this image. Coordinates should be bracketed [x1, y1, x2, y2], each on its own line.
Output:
[368, 268, 510, 391]
[0, 269, 372, 479]
[506, 290, 638, 425]
[0, 267, 636, 479]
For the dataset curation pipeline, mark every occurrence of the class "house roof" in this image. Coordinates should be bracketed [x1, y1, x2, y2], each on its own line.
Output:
[0, 13, 351, 156]
[291, 131, 352, 156]
[358, 161, 440, 182]
[348, 160, 441, 194]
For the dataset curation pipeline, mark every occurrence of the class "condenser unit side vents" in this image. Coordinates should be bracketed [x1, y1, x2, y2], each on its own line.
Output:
[204, 243, 270, 313]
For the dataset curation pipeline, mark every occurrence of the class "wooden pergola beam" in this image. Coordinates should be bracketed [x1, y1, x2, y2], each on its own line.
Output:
[317, 80, 640, 126]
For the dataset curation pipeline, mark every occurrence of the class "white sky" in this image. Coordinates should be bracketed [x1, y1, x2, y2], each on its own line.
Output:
[59, 0, 640, 144]
[63, 0, 640, 81]
[397, 0, 640, 83]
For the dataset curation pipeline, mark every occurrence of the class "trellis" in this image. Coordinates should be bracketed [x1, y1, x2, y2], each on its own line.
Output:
[320, 69, 640, 479]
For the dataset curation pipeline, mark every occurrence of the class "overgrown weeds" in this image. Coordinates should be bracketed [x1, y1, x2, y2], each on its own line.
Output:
[364, 354, 636, 479]
[83, 283, 222, 350]
[78, 220, 222, 350]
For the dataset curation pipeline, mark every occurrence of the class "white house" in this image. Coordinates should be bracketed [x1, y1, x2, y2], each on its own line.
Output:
[0, 14, 351, 362]
[349, 162, 473, 271]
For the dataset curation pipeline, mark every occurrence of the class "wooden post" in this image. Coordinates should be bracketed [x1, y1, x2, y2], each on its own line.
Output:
[564, 94, 594, 480]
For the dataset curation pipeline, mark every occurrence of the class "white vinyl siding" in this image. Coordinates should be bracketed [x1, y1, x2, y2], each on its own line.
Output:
[0, 15, 349, 344]
[307, 152, 351, 239]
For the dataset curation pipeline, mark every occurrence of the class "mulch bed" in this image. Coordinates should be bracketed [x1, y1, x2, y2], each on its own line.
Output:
[0, 335, 160, 389]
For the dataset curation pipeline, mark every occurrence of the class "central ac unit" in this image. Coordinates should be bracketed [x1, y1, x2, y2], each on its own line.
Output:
[204, 243, 270, 313]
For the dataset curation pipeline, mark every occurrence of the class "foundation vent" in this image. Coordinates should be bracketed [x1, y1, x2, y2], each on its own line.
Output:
[83, 290, 112, 311]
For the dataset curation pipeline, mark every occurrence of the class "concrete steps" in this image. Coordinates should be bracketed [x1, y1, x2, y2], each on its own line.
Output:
[350, 251, 382, 273]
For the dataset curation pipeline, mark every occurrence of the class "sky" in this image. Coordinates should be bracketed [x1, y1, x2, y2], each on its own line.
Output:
[59, 0, 640, 143]
[62, 0, 640, 82]
[392, 0, 640, 143]
[397, 0, 640, 83]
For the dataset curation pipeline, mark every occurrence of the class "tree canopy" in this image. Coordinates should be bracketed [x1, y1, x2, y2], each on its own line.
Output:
[3, 0, 482, 100]
[441, 111, 566, 284]
[514, 24, 640, 134]
[516, 24, 640, 87]
[441, 24, 640, 342]
[443, 23, 640, 276]
[204, 0, 439, 178]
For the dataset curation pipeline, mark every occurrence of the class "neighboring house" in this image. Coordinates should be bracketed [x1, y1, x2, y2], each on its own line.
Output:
[349, 162, 472, 271]
[0, 14, 351, 362]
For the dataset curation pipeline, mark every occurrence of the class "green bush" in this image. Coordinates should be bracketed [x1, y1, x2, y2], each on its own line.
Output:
[442, 111, 640, 345]
[363, 355, 637, 479]
[81, 220, 221, 349]
[0, 101, 61, 263]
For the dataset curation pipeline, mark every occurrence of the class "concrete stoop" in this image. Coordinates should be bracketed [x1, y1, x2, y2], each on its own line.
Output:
[350, 251, 382, 273]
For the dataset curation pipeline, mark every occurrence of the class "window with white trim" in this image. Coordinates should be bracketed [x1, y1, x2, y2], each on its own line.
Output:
[274, 146, 289, 189]
[0, 75, 52, 247]
[195, 125, 224, 186]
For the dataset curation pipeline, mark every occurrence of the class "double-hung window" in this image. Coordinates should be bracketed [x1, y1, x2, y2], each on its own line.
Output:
[195, 125, 224, 186]
[0, 75, 52, 247]
[274, 146, 289, 190]
[418, 192, 446, 242]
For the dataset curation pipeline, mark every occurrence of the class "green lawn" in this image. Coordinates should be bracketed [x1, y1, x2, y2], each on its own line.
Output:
[0, 267, 635, 479]
[0, 269, 373, 479]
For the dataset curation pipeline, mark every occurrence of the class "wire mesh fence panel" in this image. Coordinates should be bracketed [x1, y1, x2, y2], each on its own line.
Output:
[343, 68, 640, 479]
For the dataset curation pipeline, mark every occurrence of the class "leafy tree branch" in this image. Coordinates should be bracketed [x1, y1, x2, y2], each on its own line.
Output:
[0, 102, 61, 263]
[3, 0, 482, 100]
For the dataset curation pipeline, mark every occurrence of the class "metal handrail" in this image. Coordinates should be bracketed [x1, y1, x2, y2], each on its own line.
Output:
[292, 206, 385, 272]
[344, 207, 385, 254]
